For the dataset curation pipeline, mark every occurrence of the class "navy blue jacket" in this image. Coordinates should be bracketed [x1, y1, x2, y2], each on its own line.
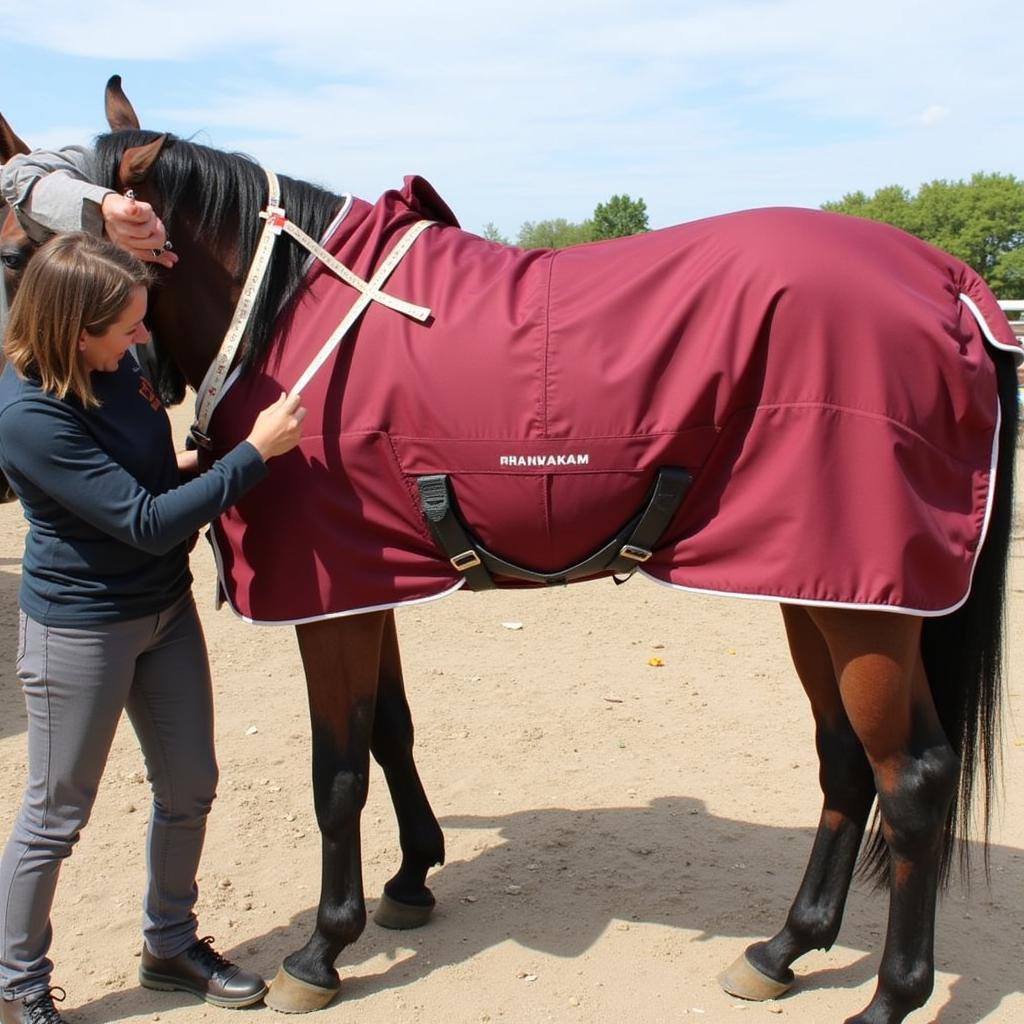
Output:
[0, 356, 267, 625]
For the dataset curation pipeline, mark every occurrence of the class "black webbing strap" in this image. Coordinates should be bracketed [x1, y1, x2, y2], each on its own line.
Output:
[602, 466, 693, 575]
[417, 475, 497, 590]
[415, 467, 692, 590]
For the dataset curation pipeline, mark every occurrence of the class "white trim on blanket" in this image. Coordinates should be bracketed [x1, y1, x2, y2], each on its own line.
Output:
[959, 292, 1024, 361]
[299, 194, 353, 278]
[638, 565, 975, 618]
[221, 579, 467, 627]
[205, 522, 466, 626]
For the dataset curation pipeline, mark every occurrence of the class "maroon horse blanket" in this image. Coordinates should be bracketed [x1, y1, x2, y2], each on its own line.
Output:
[206, 177, 1021, 624]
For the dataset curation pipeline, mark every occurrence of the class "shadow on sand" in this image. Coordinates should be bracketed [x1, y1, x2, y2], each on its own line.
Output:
[77, 795, 1022, 1023]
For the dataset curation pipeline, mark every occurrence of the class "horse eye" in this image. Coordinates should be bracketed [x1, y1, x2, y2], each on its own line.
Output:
[1, 250, 27, 272]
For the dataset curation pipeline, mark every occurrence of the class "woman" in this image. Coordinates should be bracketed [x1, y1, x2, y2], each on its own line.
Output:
[0, 233, 305, 1024]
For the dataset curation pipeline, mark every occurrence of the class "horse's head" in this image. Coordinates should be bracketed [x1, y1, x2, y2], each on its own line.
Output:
[96, 77, 263, 396]
[1, 112, 37, 314]
[88, 77, 185, 406]
[95, 76, 344, 401]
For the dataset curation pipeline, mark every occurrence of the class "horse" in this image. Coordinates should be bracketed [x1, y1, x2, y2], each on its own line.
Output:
[0, 112, 35, 503]
[8, 75, 1021, 1023]
[0, 112, 34, 305]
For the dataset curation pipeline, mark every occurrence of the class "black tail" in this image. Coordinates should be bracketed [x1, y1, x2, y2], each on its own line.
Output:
[860, 347, 1018, 887]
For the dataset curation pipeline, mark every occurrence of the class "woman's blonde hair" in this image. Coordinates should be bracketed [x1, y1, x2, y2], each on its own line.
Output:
[3, 232, 152, 407]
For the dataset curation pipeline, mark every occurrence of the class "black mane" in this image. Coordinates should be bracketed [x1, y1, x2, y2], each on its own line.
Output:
[94, 130, 343, 387]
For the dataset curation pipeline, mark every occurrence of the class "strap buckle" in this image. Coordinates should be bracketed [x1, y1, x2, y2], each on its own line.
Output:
[619, 544, 652, 563]
[451, 550, 482, 571]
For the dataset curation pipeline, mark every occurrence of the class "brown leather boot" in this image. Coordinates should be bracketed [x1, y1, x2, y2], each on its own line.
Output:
[0, 988, 67, 1024]
[139, 936, 267, 1008]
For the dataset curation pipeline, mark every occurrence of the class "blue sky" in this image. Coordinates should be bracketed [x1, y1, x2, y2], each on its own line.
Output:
[1, 1, 1021, 238]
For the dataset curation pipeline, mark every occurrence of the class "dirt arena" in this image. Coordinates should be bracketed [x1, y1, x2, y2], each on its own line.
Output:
[0, 403, 1021, 1023]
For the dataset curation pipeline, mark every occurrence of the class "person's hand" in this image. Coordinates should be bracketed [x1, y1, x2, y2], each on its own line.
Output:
[246, 392, 307, 461]
[100, 192, 178, 268]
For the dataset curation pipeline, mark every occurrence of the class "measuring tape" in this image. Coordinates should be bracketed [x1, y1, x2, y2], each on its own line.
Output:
[289, 218, 433, 394]
[191, 170, 284, 447]
[190, 167, 434, 448]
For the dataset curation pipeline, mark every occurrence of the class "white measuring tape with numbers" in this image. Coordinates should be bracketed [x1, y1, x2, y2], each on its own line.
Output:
[190, 167, 434, 448]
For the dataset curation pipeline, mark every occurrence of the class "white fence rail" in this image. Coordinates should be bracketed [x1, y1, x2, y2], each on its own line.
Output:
[999, 299, 1024, 337]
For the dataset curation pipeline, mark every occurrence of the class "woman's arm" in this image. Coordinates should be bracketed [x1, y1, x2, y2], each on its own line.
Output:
[0, 402, 270, 556]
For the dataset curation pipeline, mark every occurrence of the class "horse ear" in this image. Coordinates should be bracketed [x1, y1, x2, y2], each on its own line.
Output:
[0, 113, 30, 161]
[118, 136, 166, 187]
[105, 74, 141, 132]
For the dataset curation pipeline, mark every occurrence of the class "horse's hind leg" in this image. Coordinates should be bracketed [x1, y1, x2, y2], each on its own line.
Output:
[780, 608, 956, 1024]
[721, 604, 876, 1000]
[267, 612, 386, 1013]
[370, 610, 446, 928]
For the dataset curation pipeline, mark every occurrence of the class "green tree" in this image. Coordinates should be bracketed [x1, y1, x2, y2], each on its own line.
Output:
[822, 173, 1024, 292]
[516, 218, 594, 249]
[592, 194, 649, 240]
[480, 222, 510, 245]
[990, 248, 1024, 300]
[824, 185, 914, 232]
[513, 193, 652, 250]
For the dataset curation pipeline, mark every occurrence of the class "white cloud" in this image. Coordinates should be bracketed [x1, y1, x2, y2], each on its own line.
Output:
[919, 105, 950, 127]
[2, 1, 1021, 234]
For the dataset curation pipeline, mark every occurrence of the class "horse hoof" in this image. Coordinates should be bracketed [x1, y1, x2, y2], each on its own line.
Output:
[265, 966, 340, 1013]
[372, 892, 435, 929]
[718, 953, 793, 1001]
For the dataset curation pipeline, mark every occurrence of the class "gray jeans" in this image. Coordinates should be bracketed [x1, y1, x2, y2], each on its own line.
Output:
[0, 592, 218, 999]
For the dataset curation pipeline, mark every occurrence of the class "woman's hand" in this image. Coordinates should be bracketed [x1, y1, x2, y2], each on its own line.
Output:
[100, 193, 178, 268]
[246, 392, 307, 461]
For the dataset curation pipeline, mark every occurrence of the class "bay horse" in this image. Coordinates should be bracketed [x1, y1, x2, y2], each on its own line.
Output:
[8, 75, 1021, 1023]
[0, 112, 34, 503]
[0, 113, 34, 310]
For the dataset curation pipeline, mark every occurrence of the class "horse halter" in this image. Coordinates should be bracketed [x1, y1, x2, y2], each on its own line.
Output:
[189, 167, 435, 450]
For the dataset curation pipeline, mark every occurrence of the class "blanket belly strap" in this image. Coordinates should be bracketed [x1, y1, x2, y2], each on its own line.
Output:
[416, 467, 692, 590]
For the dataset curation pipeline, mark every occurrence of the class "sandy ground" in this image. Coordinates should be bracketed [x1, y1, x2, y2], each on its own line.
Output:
[0, 402, 1021, 1024]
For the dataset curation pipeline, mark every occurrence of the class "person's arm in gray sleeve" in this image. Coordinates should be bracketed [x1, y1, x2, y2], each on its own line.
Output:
[0, 146, 111, 241]
[1, 147, 176, 267]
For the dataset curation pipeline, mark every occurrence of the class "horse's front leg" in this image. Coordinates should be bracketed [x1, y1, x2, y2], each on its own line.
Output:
[371, 610, 446, 928]
[266, 611, 386, 1013]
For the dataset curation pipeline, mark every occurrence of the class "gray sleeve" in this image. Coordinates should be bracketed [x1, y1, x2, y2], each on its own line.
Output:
[0, 146, 113, 241]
